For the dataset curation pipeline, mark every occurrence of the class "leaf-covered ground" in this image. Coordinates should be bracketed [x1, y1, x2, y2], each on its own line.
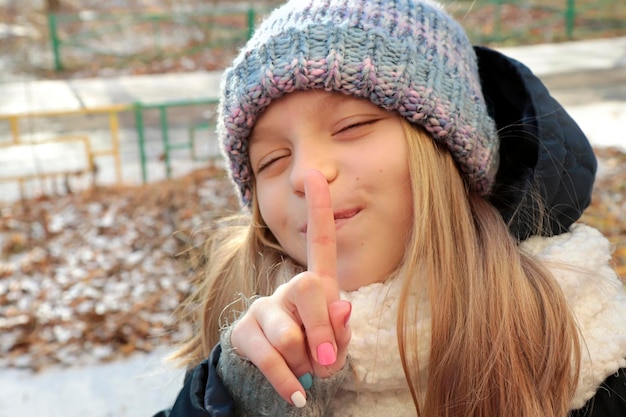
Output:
[1, 148, 624, 371]
[0, 166, 239, 371]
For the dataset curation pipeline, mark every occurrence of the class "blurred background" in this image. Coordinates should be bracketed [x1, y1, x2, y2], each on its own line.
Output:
[0, 1, 625, 416]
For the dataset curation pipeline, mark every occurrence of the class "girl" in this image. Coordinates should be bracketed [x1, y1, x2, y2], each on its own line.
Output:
[156, 0, 626, 416]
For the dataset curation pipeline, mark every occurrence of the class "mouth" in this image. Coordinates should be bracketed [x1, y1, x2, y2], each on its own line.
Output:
[301, 208, 361, 233]
[333, 208, 360, 222]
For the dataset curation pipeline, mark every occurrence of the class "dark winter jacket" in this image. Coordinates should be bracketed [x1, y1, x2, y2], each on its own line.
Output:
[153, 47, 626, 416]
[154, 346, 626, 417]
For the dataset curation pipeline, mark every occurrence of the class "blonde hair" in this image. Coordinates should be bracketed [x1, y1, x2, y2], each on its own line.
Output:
[398, 122, 580, 416]
[171, 194, 302, 364]
[173, 121, 581, 417]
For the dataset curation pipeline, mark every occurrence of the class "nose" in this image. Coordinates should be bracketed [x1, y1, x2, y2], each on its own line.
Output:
[290, 141, 338, 196]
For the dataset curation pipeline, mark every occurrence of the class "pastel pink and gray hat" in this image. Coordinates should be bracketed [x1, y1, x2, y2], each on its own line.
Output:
[217, 0, 499, 206]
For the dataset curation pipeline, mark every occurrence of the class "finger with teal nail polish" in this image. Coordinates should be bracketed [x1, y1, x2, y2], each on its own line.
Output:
[298, 373, 313, 390]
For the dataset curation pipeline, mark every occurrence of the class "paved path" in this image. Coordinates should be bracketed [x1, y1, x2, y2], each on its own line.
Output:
[2, 37, 625, 114]
[0, 349, 183, 417]
[0, 72, 224, 115]
[499, 37, 626, 153]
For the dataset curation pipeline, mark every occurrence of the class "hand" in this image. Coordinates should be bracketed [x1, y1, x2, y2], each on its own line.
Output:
[230, 170, 352, 407]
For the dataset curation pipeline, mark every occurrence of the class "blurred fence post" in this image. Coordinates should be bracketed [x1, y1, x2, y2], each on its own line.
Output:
[494, 0, 503, 41]
[150, 14, 164, 58]
[158, 105, 173, 179]
[565, 0, 576, 39]
[247, 8, 255, 40]
[134, 103, 149, 184]
[47, 13, 63, 71]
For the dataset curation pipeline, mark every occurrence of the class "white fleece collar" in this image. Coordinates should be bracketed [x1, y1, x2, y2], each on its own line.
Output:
[334, 266, 422, 416]
[331, 224, 626, 416]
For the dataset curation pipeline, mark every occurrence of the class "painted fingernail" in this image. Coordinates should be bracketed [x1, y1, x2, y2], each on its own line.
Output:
[291, 391, 306, 408]
[298, 373, 313, 390]
[317, 342, 336, 365]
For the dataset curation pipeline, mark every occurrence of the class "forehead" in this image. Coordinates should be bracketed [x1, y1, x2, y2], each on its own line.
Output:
[249, 91, 377, 143]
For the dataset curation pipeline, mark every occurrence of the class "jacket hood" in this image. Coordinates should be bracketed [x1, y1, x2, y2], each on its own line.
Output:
[475, 46, 597, 240]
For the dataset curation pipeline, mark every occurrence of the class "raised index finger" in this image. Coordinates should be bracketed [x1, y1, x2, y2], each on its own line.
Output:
[304, 170, 339, 302]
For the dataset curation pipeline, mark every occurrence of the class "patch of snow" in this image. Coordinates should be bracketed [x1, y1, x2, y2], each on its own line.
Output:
[0, 349, 185, 417]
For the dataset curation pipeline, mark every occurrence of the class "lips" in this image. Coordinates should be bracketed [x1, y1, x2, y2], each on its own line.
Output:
[300, 208, 360, 233]
[333, 208, 360, 221]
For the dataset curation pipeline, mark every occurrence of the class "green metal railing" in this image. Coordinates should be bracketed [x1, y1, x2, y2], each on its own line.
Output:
[448, 0, 625, 45]
[0, 99, 221, 190]
[48, 2, 625, 72]
[133, 98, 219, 183]
[48, 7, 263, 72]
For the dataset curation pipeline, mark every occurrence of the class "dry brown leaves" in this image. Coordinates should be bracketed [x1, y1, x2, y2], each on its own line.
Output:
[0, 166, 239, 371]
[0, 148, 624, 372]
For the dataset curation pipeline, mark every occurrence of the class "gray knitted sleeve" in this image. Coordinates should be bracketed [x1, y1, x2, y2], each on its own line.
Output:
[216, 325, 350, 417]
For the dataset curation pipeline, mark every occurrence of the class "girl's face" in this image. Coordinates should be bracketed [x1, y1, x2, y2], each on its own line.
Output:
[249, 91, 413, 291]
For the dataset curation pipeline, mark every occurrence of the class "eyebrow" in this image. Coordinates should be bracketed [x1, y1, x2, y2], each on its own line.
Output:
[249, 93, 353, 145]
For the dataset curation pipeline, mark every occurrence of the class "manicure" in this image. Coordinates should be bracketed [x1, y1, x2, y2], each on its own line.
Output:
[317, 342, 336, 365]
[291, 391, 306, 408]
[298, 373, 313, 390]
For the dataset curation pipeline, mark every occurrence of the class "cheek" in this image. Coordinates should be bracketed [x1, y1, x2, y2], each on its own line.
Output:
[386, 158, 414, 235]
[391, 171, 414, 233]
[257, 184, 294, 246]
[257, 184, 308, 266]
[257, 188, 281, 232]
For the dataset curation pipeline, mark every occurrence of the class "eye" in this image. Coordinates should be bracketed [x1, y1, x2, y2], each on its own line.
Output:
[342, 121, 373, 131]
[335, 118, 380, 135]
[256, 151, 290, 173]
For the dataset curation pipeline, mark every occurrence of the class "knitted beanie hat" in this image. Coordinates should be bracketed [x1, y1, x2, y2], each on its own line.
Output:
[217, 0, 499, 206]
